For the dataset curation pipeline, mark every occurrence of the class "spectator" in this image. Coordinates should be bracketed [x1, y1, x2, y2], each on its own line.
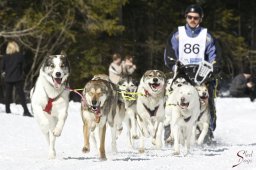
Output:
[1, 41, 33, 117]
[230, 67, 255, 101]
[109, 53, 122, 84]
[122, 55, 136, 76]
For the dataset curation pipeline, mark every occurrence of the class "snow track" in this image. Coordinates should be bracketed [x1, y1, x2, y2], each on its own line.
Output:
[0, 98, 255, 170]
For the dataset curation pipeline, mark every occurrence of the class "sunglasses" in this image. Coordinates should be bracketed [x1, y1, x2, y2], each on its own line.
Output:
[186, 15, 200, 21]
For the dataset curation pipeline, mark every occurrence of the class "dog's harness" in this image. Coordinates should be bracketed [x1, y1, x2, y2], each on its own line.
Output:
[197, 109, 206, 121]
[144, 89, 151, 97]
[44, 88, 65, 114]
[89, 107, 102, 123]
[183, 116, 191, 122]
[142, 103, 159, 117]
[66, 87, 103, 123]
[43, 86, 87, 114]
[44, 98, 55, 114]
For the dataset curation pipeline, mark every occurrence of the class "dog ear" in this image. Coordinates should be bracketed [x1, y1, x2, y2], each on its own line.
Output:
[43, 55, 54, 67]
[143, 70, 153, 81]
[117, 77, 125, 86]
[144, 70, 153, 76]
[134, 79, 139, 87]
[60, 53, 70, 73]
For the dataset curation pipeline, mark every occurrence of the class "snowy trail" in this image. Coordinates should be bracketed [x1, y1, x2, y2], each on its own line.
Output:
[0, 98, 256, 170]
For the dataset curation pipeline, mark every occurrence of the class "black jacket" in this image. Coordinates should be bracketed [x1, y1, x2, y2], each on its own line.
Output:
[1, 52, 25, 82]
[229, 74, 248, 96]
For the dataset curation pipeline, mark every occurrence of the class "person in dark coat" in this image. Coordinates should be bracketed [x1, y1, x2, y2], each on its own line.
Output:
[230, 67, 255, 101]
[1, 41, 32, 117]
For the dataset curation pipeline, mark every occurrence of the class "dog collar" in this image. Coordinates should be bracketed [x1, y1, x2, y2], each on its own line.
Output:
[144, 89, 151, 97]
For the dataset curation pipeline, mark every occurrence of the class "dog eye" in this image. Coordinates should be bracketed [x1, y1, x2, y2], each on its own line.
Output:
[50, 64, 55, 68]
[60, 64, 65, 68]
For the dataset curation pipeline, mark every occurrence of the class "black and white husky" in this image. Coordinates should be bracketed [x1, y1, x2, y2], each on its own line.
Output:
[115, 76, 139, 148]
[30, 54, 70, 159]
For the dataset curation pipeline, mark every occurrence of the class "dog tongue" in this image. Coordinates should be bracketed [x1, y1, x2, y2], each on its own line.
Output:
[201, 96, 208, 100]
[55, 78, 62, 84]
[152, 84, 160, 89]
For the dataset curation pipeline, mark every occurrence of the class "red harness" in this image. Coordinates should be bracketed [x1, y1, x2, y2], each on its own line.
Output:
[43, 87, 86, 115]
[44, 98, 55, 114]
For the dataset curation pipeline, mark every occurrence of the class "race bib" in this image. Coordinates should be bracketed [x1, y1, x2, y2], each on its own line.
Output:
[178, 26, 207, 65]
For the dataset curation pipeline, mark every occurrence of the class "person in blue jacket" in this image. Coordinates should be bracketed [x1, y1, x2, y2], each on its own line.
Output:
[164, 4, 220, 143]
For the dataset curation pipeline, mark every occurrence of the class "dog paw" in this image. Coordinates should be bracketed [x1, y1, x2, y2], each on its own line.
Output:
[156, 141, 162, 149]
[152, 138, 156, 145]
[138, 148, 145, 153]
[48, 151, 56, 159]
[132, 134, 139, 139]
[184, 150, 190, 156]
[166, 137, 174, 145]
[53, 128, 62, 137]
[100, 154, 107, 161]
[172, 151, 180, 156]
[82, 147, 90, 153]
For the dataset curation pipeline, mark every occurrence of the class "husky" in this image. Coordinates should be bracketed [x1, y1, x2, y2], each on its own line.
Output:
[114, 76, 139, 148]
[164, 77, 191, 144]
[171, 84, 200, 155]
[136, 70, 166, 153]
[81, 75, 118, 160]
[30, 54, 70, 159]
[192, 84, 210, 145]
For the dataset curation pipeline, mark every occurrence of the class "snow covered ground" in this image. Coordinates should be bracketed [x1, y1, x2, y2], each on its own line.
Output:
[0, 98, 255, 170]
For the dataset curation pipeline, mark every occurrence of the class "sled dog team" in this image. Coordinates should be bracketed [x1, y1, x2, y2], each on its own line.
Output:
[31, 55, 210, 160]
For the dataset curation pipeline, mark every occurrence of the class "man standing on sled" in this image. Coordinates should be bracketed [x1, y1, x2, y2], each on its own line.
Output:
[164, 4, 220, 143]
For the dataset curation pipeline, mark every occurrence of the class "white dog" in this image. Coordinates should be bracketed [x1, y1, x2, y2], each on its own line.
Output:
[136, 70, 166, 153]
[192, 84, 210, 145]
[164, 77, 190, 144]
[171, 84, 200, 155]
[31, 54, 70, 159]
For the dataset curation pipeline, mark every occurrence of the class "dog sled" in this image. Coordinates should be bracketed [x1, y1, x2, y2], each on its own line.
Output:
[173, 60, 213, 86]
